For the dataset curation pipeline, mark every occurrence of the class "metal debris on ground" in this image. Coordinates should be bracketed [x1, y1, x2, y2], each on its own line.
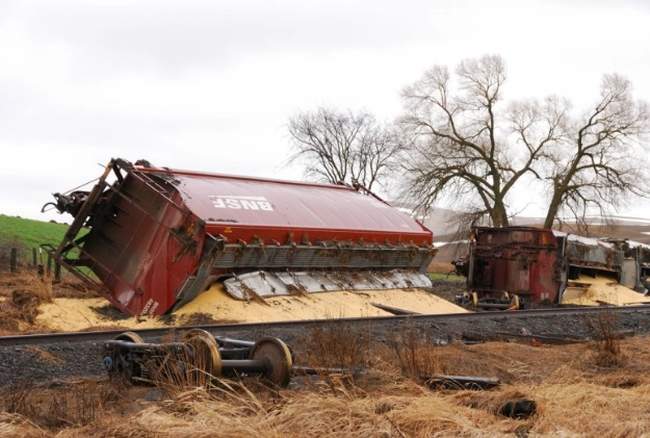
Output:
[103, 330, 293, 387]
[425, 374, 500, 390]
[370, 302, 420, 315]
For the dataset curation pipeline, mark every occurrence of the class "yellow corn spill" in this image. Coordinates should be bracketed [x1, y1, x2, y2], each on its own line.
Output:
[36, 298, 168, 331]
[174, 283, 467, 322]
[35, 284, 466, 332]
[561, 275, 650, 306]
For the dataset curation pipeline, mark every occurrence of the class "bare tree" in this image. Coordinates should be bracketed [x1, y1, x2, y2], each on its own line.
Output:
[400, 55, 566, 226]
[400, 56, 648, 229]
[288, 108, 400, 191]
[543, 74, 649, 228]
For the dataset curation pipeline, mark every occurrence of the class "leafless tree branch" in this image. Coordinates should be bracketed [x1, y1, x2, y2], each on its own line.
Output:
[399, 55, 555, 227]
[543, 74, 649, 228]
[287, 107, 401, 191]
[399, 56, 648, 230]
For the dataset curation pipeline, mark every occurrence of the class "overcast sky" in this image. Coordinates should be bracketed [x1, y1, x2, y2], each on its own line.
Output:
[1, 0, 649, 222]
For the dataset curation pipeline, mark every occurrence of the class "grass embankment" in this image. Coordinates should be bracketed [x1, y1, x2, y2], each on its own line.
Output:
[0, 215, 70, 249]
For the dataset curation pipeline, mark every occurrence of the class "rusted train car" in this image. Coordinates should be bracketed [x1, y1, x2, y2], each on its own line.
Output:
[460, 226, 649, 308]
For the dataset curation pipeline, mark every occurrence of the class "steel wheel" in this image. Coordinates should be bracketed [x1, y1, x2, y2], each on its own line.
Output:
[114, 331, 144, 343]
[250, 337, 293, 387]
[184, 329, 222, 383]
[110, 331, 144, 382]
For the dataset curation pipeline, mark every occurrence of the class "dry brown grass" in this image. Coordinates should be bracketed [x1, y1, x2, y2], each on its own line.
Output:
[587, 311, 625, 368]
[386, 327, 443, 380]
[0, 412, 47, 438]
[0, 272, 53, 299]
[1, 380, 122, 432]
[0, 271, 95, 303]
[6, 334, 650, 436]
[300, 322, 374, 370]
[0, 273, 53, 334]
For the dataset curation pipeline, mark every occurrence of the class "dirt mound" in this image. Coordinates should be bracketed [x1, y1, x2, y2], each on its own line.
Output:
[0, 273, 52, 298]
[0, 274, 54, 334]
[0, 272, 96, 300]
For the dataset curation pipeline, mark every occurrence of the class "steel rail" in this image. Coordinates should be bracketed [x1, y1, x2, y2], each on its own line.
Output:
[1, 304, 650, 347]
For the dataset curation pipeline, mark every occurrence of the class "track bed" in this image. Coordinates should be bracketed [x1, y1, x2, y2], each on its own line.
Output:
[3, 305, 650, 385]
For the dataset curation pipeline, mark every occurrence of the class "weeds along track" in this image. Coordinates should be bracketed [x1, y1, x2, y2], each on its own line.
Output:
[3, 305, 650, 385]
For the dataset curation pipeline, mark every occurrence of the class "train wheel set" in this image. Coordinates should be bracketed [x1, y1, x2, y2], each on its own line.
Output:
[103, 330, 293, 387]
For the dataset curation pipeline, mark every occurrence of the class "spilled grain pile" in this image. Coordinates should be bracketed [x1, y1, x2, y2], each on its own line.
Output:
[561, 274, 650, 306]
[174, 283, 466, 323]
[33, 281, 466, 332]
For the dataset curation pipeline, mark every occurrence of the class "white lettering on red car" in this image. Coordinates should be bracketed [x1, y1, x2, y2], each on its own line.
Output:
[209, 195, 273, 211]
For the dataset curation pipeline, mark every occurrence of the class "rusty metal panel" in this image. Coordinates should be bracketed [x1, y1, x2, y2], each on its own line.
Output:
[555, 232, 622, 272]
[468, 227, 639, 305]
[468, 227, 562, 305]
[625, 242, 650, 291]
[621, 258, 639, 289]
[612, 241, 650, 291]
[74, 172, 205, 316]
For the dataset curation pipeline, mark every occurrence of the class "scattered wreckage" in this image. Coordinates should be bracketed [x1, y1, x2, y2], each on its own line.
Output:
[455, 226, 650, 309]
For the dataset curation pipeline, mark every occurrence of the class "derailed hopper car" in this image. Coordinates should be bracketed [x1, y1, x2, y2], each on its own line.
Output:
[44, 159, 436, 316]
[462, 226, 646, 308]
[463, 227, 564, 307]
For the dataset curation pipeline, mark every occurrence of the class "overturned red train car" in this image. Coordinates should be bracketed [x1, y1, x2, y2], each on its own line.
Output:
[46, 159, 436, 316]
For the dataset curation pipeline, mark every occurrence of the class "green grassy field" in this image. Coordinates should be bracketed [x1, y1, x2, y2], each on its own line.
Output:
[428, 272, 465, 282]
[0, 214, 70, 249]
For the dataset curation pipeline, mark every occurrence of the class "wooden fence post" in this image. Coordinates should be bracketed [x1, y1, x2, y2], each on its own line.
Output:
[46, 253, 52, 275]
[37, 247, 44, 277]
[10, 248, 17, 273]
[54, 260, 62, 282]
[32, 248, 37, 267]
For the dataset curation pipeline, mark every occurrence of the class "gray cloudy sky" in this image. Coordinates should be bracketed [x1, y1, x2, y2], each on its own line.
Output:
[1, 0, 649, 221]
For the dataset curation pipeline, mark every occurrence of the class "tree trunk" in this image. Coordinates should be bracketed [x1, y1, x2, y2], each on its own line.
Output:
[543, 182, 564, 229]
[491, 201, 509, 227]
[543, 196, 562, 229]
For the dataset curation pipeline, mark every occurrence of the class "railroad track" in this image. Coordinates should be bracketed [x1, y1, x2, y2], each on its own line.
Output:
[2, 304, 650, 347]
[4, 304, 650, 385]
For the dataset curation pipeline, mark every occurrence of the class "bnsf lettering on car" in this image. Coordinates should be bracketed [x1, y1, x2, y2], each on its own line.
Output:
[209, 195, 273, 211]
